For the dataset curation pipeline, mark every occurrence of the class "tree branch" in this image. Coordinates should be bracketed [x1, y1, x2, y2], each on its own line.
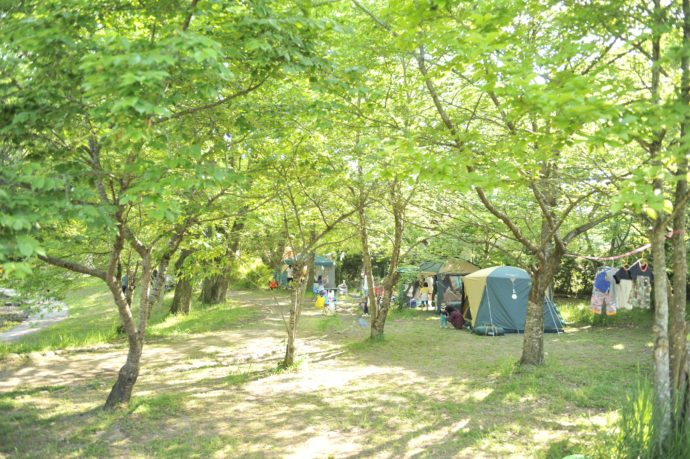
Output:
[38, 255, 106, 280]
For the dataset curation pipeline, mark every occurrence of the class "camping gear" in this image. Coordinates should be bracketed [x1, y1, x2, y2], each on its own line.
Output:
[314, 295, 325, 310]
[418, 259, 480, 309]
[473, 324, 505, 336]
[463, 266, 564, 334]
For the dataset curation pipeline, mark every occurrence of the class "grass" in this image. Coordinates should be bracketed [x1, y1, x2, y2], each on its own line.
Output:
[0, 285, 657, 458]
[0, 278, 262, 357]
[0, 321, 21, 333]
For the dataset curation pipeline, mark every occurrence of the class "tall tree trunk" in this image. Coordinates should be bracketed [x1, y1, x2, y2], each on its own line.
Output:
[200, 214, 246, 304]
[104, 337, 143, 408]
[651, 221, 672, 442]
[283, 257, 312, 367]
[170, 249, 194, 315]
[200, 274, 229, 305]
[372, 186, 405, 337]
[646, 0, 672, 443]
[670, 0, 690, 416]
[171, 278, 193, 315]
[357, 201, 378, 338]
[521, 254, 560, 366]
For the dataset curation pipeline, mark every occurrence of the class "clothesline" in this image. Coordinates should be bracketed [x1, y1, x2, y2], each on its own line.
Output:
[566, 229, 683, 262]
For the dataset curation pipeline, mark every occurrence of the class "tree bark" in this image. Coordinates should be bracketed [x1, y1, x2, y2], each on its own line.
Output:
[521, 254, 560, 366]
[283, 257, 312, 367]
[199, 215, 245, 304]
[357, 200, 378, 338]
[170, 249, 194, 315]
[104, 337, 142, 408]
[670, 0, 690, 414]
[171, 278, 193, 315]
[651, 221, 672, 441]
[200, 274, 229, 305]
[371, 183, 405, 337]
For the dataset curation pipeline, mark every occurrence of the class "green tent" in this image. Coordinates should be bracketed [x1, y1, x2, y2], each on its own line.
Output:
[463, 266, 564, 334]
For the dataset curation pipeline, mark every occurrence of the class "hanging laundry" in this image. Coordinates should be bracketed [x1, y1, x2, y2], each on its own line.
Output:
[628, 260, 653, 309]
[628, 260, 653, 280]
[591, 267, 616, 315]
[613, 267, 634, 310]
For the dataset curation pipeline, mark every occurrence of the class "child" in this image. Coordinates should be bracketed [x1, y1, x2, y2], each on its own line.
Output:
[268, 279, 278, 290]
[420, 282, 429, 309]
[440, 305, 448, 328]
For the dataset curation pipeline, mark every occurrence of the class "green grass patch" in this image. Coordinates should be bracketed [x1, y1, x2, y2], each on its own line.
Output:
[0, 278, 262, 357]
[0, 279, 121, 357]
[147, 301, 259, 337]
[0, 320, 22, 332]
[130, 393, 186, 420]
[558, 298, 654, 328]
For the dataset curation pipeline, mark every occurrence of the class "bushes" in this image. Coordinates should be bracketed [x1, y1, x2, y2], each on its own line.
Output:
[235, 263, 274, 289]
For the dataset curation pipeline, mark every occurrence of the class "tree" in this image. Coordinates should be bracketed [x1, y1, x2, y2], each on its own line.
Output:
[0, 0, 325, 407]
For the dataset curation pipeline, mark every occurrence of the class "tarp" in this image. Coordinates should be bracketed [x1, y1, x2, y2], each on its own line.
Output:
[419, 259, 479, 276]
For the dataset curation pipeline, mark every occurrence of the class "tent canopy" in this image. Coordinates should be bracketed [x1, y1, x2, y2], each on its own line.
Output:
[418, 259, 479, 276]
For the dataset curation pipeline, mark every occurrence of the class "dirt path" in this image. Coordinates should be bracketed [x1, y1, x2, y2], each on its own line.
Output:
[0, 303, 68, 342]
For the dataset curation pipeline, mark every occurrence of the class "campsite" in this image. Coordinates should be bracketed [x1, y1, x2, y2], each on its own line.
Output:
[0, 281, 653, 458]
[2, 1, 690, 458]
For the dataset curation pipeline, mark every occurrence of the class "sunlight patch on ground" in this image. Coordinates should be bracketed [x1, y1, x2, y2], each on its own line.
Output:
[284, 429, 362, 458]
[245, 365, 400, 395]
[468, 387, 493, 401]
[406, 418, 470, 456]
[613, 344, 625, 350]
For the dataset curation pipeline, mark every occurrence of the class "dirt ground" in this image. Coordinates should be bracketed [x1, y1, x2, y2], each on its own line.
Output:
[0, 291, 653, 458]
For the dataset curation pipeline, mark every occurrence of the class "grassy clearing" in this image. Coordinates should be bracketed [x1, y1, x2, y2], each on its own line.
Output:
[0, 288, 655, 458]
[0, 278, 264, 357]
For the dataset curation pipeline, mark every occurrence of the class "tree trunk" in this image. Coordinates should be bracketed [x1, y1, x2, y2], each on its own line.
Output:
[200, 216, 245, 304]
[283, 258, 312, 367]
[200, 274, 229, 305]
[670, 0, 690, 415]
[105, 336, 143, 409]
[371, 187, 405, 337]
[171, 278, 193, 314]
[651, 221, 672, 444]
[521, 253, 561, 366]
[170, 249, 194, 315]
[356, 202, 378, 338]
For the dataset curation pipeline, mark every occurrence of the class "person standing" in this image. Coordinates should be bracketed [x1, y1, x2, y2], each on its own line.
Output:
[286, 265, 294, 288]
[440, 305, 449, 328]
[420, 282, 430, 310]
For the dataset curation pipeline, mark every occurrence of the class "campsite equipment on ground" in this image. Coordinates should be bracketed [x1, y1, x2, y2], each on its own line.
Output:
[463, 266, 564, 334]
